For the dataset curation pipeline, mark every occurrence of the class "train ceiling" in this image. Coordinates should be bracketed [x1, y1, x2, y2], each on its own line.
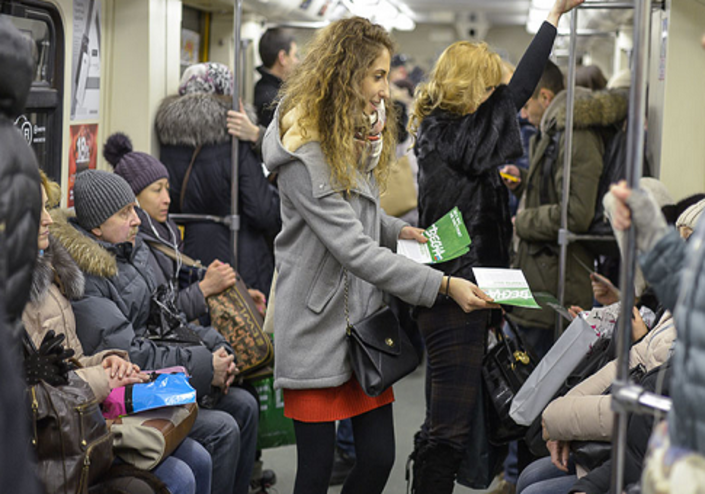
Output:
[183, 0, 633, 35]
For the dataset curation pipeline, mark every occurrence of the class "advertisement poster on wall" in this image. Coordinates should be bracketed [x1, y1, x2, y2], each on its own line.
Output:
[67, 124, 98, 207]
[71, 0, 101, 121]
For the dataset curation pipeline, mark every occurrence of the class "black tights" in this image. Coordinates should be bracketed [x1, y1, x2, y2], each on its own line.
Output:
[292, 404, 395, 494]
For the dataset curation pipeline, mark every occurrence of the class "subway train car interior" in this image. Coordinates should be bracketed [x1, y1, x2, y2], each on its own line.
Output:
[1, 0, 705, 493]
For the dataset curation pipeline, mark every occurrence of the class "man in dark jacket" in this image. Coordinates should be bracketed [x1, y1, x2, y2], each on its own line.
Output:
[254, 28, 298, 128]
[54, 169, 258, 494]
[226, 29, 300, 158]
[502, 61, 628, 355]
[0, 16, 45, 494]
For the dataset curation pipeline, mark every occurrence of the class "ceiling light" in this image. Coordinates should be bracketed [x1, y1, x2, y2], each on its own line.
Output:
[394, 13, 415, 31]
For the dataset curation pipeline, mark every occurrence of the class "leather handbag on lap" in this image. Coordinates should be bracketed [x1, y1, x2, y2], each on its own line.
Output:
[344, 271, 419, 397]
[30, 373, 114, 494]
[147, 240, 274, 376]
[110, 402, 198, 470]
[208, 274, 273, 377]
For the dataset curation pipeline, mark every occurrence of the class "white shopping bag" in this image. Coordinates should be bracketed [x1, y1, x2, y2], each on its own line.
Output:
[509, 315, 599, 426]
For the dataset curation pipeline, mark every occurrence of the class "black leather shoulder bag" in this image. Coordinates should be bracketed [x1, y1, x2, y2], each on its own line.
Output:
[344, 270, 419, 397]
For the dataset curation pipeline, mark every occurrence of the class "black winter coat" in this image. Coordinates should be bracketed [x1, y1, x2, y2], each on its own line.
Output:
[416, 86, 521, 282]
[415, 21, 558, 283]
[0, 17, 47, 494]
[155, 92, 282, 294]
[254, 67, 282, 129]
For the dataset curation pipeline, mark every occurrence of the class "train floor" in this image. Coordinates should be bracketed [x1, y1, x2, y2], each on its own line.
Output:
[261, 363, 498, 494]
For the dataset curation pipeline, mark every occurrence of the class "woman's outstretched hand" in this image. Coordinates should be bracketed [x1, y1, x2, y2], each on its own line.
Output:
[547, 0, 585, 26]
[441, 277, 501, 313]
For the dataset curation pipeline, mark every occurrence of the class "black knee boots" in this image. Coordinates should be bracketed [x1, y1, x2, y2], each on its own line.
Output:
[413, 443, 465, 494]
[406, 431, 427, 494]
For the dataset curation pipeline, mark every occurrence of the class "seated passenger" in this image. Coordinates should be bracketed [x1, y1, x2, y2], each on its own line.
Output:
[516, 201, 704, 494]
[26, 171, 211, 494]
[102, 132, 266, 320]
[50, 170, 258, 494]
[155, 62, 281, 294]
[606, 180, 705, 493]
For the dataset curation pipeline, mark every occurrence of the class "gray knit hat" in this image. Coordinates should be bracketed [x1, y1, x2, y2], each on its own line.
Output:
[74, 170, 136, 230]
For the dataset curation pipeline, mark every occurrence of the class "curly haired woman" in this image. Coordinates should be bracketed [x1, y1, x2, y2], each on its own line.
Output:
[408, 0, 582, 491]
[261, 17, 498, 494]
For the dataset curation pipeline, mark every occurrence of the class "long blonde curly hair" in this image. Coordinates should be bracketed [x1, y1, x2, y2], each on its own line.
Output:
[278, 17, 397, 194]
[409, 41, 502, 137]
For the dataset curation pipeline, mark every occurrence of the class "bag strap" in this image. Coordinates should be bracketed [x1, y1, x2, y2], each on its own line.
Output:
[179, 145, 202, 212]
[344, 270, 351, 332]
[146, 240, 202, 269]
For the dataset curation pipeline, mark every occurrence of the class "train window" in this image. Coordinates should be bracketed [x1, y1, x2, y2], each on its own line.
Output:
[2, 1, 64, 181]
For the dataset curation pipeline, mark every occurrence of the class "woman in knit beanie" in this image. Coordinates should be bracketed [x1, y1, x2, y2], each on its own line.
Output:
[104, 132, 265, 321]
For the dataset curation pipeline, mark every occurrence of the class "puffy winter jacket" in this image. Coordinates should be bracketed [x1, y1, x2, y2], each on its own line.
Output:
[50, 209, 233, 397]
[542, 311, 675, 442]
[640, 226, 705, 455]
[0, 17, 46, 494]
[22, 238, 129, 402]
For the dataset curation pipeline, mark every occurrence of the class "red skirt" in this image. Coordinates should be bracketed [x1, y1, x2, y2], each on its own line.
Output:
[283, 377, 395, 422]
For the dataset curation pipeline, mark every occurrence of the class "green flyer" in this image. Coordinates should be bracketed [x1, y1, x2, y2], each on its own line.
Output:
[472, 268, 541, 309]
[397, 207, 471, 264]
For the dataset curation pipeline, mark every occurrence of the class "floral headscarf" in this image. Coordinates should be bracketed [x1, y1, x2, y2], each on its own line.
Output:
[178, 62, 233, 96]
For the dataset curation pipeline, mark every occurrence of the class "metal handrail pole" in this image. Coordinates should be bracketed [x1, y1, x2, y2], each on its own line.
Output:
[610, 0, 651, 491]
[169, 213, 228, 225]
[230, 0, 243, 268]
[580, 1, 634, 8]
[555, 9, 578, 341]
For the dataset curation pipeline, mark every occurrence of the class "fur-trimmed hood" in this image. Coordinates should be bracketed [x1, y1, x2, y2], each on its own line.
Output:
[30, 237, 84, 304]
[49, 209, 118, 279]
[155, 93, 232, 147]
[541, 87, 629, 135]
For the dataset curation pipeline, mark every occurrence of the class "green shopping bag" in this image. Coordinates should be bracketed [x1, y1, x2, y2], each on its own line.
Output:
[252, 374, 296, 449]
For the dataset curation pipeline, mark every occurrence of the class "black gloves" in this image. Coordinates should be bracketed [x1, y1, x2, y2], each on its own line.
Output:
[23, 330, 76, 386]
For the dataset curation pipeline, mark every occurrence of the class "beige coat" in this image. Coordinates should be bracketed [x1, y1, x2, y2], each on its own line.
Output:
[542, 311, 675, 442]
[21, 239, 127, 402]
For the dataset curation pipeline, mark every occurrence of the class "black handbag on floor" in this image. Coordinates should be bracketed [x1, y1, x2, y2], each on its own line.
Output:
[344, 271, 419, 397]
[482, 318, 537, 445]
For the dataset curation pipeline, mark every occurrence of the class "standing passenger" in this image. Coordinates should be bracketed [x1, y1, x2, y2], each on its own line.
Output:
[155, 62, 281, 294]
[408, 0, 581, 491]
[262, 16, 499, 494]
[226, 28, 300, 158]
[254, 28, 299, 129]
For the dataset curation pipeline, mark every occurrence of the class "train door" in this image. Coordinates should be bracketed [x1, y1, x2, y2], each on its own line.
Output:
[2, 0, 65, 181]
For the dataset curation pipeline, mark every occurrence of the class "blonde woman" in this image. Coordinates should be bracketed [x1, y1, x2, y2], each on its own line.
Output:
[262, 17, 497, 494]
[408, 0, 582, 491]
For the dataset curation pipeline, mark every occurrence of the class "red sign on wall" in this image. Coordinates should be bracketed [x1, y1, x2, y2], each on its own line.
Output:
[67, 123, 98, 207]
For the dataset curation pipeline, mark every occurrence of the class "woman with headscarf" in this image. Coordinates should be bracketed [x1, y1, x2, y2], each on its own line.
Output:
[155, 63, 281, 294]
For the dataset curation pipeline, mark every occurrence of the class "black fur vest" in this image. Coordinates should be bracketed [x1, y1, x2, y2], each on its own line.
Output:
[415, 85, 522, 282]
